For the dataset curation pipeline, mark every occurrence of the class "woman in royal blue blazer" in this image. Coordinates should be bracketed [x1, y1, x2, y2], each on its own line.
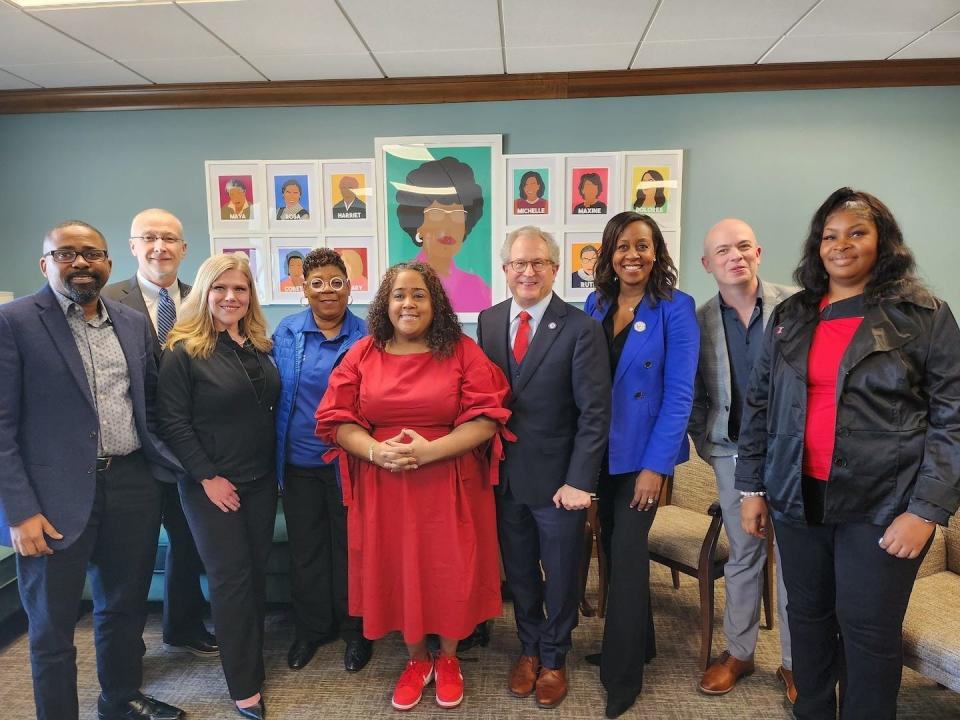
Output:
[583, 211, 699, 718]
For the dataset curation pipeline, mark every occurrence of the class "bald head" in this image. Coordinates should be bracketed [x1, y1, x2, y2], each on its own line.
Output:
[701, 218, 761, 290]
[129, 208, 187, 288]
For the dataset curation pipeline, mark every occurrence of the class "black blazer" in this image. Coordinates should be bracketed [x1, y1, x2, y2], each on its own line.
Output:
[157, 335, 280, 484]
[477, 293, 611, 506]
[102, 275, 191, 359]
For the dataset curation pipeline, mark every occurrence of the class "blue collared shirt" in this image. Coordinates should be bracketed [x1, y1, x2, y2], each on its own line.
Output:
[286, 313, 351, 468]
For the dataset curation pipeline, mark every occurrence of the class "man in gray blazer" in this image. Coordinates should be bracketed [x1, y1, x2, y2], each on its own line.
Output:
[102, 209, 216, 658]
[688, 218, 796, 702]
[478, 227, 610, 710]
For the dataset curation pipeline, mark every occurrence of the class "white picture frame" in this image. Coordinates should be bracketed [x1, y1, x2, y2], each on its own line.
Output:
[623, 150, 684, 230]
[326, 235, 377, 304]
[564, 153, 621, 227]
[266, 161, 320, 232]
[322, 159, 375, 231]
[268, 237, 321, 305]
[206, 161, 266, 234]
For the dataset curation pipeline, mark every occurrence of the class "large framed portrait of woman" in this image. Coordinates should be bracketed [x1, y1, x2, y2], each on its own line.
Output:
[623, 150, 683, 230]
[375, 135, 503, 322]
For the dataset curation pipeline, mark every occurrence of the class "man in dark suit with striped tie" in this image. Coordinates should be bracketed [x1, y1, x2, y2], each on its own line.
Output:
[102, 208, 217, 658]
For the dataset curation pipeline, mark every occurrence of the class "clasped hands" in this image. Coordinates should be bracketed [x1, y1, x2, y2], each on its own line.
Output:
[372, 429, 433, 472]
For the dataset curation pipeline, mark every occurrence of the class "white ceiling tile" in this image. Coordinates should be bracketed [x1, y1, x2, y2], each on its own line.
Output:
[632, 38, 774, 68]
[646, 0, 813, 42]
[30, 4, 233, 61]
[762, 32, 921, 63]
[5, 60, 147, 87]
[0, 10, 105, 64]
[890, 31, 960, 59]
[124, 55, 264, 83]
[792, 0, 960, 36]
[180, 0, 367, 56]
[936, 12, 960, 31]
[503, 0, 657, 46]
[0, 67, 40, 89]
[507, 43, 637, 73]
[248, 52, 382, 81]
[342, 0, 500, 52]
[376, 48, 502, 77]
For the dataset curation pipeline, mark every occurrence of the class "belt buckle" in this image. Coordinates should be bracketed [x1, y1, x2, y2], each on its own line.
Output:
[96, 456, 113, 472]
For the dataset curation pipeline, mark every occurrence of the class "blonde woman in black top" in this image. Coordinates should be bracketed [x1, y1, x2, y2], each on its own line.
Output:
[157, 254, 280, 720]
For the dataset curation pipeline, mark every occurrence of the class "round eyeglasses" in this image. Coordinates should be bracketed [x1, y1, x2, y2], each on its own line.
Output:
[308, 277, 347, 291]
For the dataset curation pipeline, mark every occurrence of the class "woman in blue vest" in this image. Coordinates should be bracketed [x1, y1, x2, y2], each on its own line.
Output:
[272, 248, 370, 676]
[583, 211, 699, 718]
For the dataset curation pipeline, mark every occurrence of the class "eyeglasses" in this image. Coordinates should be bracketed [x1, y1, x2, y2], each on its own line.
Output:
[506, 259, 554, 273]
[308, 277, 347, 292]
[46, 248, 109, 263]
[131, 234, 182, 245]
[422, 208, 468, 224]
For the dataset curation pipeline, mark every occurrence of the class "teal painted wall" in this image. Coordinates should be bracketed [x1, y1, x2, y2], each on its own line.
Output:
[1, 85, 958, 329]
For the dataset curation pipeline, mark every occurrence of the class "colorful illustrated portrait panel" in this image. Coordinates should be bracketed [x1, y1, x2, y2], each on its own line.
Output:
[327, 235, 376, 304]
[266, 161, 319, 232]
[564, 154, 620, 227]
[376, 135, 503, 322]
[206, 161, 265, 234]
[323, 160, 374, 230]
[505, 155, 561, 227]
[212, 237, 268, 304]
[269, 238, 319, 305]
[564, 232, 602, 301]
[624, 150, 683, 230]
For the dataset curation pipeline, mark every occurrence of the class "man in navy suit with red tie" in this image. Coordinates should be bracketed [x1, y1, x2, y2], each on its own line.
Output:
[477, 226, 610, 709]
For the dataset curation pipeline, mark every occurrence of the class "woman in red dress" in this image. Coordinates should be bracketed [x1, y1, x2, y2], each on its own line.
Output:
[315, 262, 511, 711]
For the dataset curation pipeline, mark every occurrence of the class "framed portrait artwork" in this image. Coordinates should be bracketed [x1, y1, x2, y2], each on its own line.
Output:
[322, 160, 374, 230]
[268, 238, 320, 305]
[212, 237, 269, 304]
[661, 228, 683, 286]
[504, 154, 561, 227]
[206, 161, 265, 234]
[623, 150, 683, 230]
[375, 134, 503, 322]
[563, 231, 601, 302]
[266, 161, 320, 232]
[327, 236, 376, 304]
[564, 153, 621, 227]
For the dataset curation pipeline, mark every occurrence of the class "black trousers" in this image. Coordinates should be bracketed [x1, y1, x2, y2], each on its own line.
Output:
[496, 486, 586, 669]
[179, 474, 277, 700]
[17, 451, 161, 720]
[775, 513, 931, 720]
[283, 464, 361, 641]
[159, 479, 210, 643]
[598, 468, 657, 699]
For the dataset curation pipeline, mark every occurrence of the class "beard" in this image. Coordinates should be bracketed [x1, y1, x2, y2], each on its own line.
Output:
[63, 272, 106, 305]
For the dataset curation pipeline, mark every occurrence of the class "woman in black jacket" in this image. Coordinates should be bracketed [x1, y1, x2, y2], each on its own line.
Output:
[735, 188, 960, 720]
[157, 254, 280, 719]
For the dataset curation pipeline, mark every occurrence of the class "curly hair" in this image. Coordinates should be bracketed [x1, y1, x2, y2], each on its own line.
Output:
[302, 247, 347, 280]
[592, 212, 678, 310]
[793, 187, 924, 311]
[366, 262, 462, 357]
[395, 157, 484, 245]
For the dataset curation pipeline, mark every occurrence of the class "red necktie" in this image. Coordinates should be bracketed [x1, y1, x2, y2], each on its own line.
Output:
[513, 311, 531, 364]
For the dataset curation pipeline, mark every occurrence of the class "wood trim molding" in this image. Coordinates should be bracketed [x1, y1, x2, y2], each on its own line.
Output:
[1, 58, 958, 114]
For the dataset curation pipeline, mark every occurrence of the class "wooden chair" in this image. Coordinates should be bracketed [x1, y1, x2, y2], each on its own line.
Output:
[647, 441, 774, 669]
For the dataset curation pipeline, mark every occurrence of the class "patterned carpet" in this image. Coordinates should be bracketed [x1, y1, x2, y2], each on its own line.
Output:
[1, 562, 957, 719]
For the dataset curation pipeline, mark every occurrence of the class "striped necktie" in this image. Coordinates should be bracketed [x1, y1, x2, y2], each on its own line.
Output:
[157, 287, 177, 345]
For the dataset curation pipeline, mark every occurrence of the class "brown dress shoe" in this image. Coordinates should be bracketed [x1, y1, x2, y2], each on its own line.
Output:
[698, 651, 755, 695]
[508, 655, 540, 698]
[535, 667, 568, 709]
[777, 666, 798, 704]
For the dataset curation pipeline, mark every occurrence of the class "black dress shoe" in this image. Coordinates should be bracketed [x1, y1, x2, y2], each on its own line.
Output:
[343, 637, 373, 672]
[98, 692, 184, 720]
[163, 630, 219, 657]
[605, 690, 638, 719]
[457, 621, 491, 652]
[235, 700, 265, 719]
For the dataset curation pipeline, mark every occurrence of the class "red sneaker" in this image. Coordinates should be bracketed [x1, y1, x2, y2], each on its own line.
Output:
[392, 657, 434, 711]
[434, 654, 464, 708]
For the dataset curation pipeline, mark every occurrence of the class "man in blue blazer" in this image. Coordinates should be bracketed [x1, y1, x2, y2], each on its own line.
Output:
[102, 208, 216, 659]
[0, 221, 185, 720]
[477, 226, 610, 710]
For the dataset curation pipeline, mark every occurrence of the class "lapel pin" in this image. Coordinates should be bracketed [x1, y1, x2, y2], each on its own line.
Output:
[548, 322, 557, 329]
[634, 321, 646, 333]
